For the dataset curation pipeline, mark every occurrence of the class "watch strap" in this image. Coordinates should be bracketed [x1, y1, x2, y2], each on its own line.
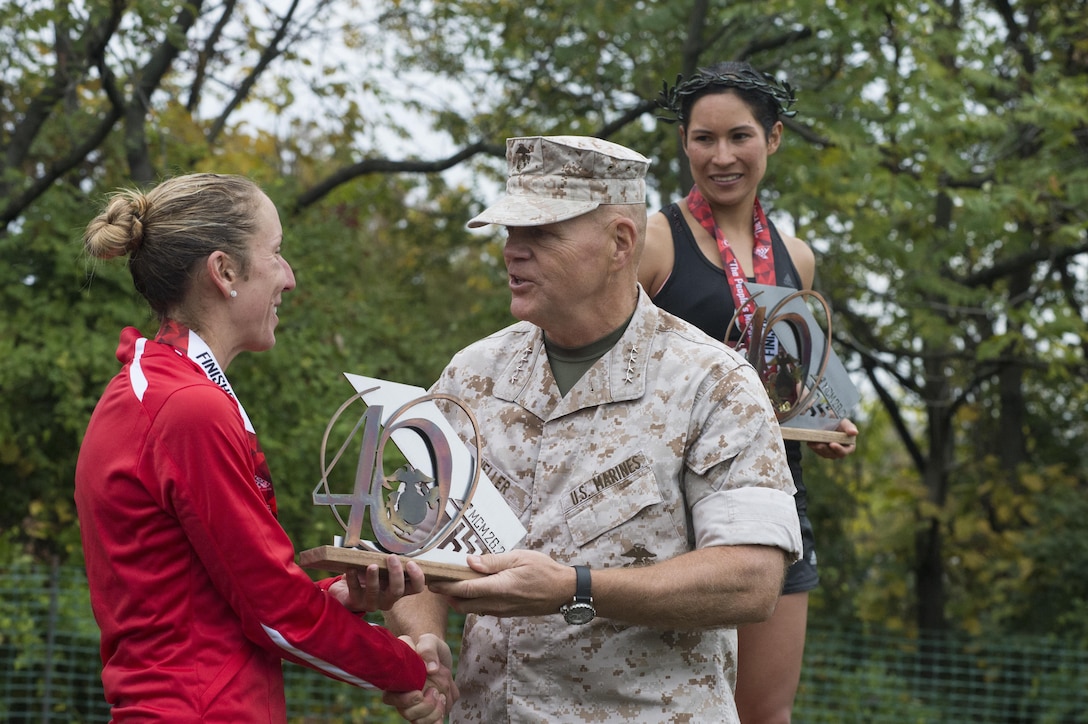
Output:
[572, 564, 592, 604]
[561, 564, 596, 625]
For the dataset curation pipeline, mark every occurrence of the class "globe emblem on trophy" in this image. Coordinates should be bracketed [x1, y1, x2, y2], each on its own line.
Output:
[311, 388, 483, 555]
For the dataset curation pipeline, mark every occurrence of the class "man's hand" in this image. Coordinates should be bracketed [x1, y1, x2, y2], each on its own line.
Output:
[383, 633, 458, 723]
[428, 550, 573, 617]
[328, 555, 426, 613]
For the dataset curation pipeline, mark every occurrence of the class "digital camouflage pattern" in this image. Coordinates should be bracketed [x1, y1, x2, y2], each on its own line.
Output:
[433, 291, 802, 723]
[468, 135, 649, 228]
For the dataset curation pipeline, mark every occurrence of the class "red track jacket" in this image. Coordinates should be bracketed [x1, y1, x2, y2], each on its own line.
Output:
[75, 327, 425, 722]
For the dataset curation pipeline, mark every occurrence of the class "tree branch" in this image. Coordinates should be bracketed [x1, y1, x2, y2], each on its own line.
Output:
[0, 4, 128, 230]
[0, 105, 123, 229]
[861, 355, 926, 475]
[961, 238, 1088, 288]
[3, 1, 124, 172]
[293, 140, 504, 213]
[735, 27, 815, 60]
[207, 0, 304, 144]
[783, 117, 832, 147]
[125, 0, 206, 182]
[598, 99, 658, 138]
[187, 0, 238, 112]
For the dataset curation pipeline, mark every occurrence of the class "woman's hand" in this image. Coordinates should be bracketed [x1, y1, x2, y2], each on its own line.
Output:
[383, 633, 459, 723]
[806, 418, 858, 460]
[329, 556, 427, 613]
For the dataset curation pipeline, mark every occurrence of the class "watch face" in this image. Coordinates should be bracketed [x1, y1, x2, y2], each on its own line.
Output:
[563, 602, 596, 625]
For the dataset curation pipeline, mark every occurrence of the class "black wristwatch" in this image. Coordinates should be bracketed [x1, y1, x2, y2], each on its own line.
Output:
[560, 564, 596, 625]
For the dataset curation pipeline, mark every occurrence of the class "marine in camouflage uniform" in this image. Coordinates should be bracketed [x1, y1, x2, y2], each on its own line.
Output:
[384, 135, 802, 724]
[436, 289, 800, 722]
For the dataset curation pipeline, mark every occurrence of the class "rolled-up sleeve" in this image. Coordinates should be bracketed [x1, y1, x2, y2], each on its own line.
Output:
[683, 358, 802, 561]
[692, 486, 802, 561]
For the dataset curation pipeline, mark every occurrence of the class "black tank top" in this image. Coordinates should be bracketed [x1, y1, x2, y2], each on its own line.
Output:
[652, 202, 803, 344]
[651, 202, 807, 493]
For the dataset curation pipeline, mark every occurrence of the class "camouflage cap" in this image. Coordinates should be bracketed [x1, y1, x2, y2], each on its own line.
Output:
[467, 135, 649, 228]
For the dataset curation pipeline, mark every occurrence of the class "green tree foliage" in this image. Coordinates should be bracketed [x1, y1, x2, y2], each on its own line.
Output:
[1, 0, 1085, 644]
[768, 2, 1088, 634]
[0, 0, 512, 560]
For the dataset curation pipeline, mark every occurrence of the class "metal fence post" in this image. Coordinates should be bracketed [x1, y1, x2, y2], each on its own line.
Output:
[41, 556, 59, 723]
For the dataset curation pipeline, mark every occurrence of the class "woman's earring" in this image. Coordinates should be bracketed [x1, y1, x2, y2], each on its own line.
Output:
[229, 289, 238, 298]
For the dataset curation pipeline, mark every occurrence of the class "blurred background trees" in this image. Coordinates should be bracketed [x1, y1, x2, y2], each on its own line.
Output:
[2, 0, 1086, 642]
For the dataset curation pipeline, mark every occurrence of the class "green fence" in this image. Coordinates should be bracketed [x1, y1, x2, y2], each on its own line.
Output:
[2, 563, 1086, 723]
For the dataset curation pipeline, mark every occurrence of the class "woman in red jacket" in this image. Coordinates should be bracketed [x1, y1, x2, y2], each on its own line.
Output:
[76, 173, 452, 723]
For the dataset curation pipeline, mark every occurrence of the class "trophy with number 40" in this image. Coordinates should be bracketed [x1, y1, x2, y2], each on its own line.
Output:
[300, 375, 526, 583]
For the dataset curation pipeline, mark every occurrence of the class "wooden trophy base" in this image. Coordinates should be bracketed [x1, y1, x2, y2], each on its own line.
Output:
[299, 545, 484, 583]
[779, 426, 855, 444]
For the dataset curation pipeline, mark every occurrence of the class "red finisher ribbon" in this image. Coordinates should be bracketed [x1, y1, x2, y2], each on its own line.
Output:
[686, 186, 777, 347]
[156, 319, 279, 517]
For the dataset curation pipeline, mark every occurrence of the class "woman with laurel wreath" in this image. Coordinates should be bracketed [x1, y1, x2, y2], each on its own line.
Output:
[639, 62, 859, 723]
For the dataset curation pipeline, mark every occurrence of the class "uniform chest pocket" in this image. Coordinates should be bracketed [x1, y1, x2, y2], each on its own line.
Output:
[564, 454, 664, 547]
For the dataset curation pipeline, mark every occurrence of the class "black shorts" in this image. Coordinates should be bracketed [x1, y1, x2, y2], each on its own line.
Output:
[782, 506, 818, 595]
[782, 442, 818, 595]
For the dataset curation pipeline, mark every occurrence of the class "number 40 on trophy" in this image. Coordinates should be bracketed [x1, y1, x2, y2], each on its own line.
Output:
[300, 375, 526, 583]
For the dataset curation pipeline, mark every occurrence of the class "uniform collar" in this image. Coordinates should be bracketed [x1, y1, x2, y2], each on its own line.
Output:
[493, 287, 656, 420]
